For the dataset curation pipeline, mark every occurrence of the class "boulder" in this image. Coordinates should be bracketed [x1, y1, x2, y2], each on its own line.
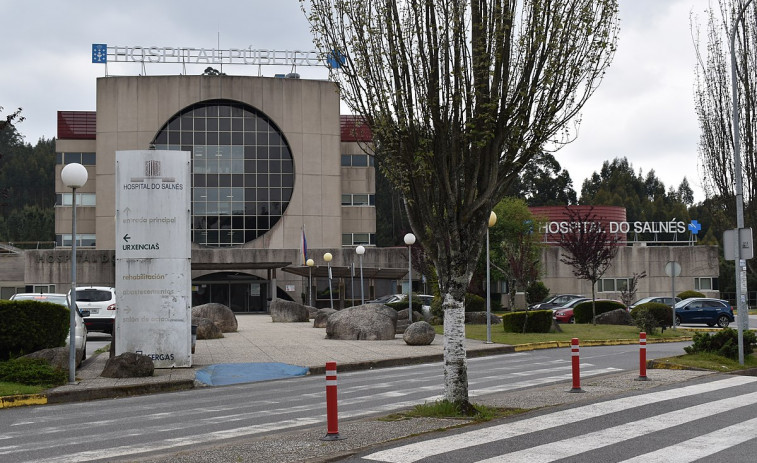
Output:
[192, 317, 224, 340]
[326, 305, 397, 340]
[403, 321, 436, 345]
[396, 308, 424, 323]
[595, 308, 634, 326]
[270, 299, 310, 322]
[22, 346, 83, 370]
[191, 303, 238, 332]
[313, 308, 337, 328]
[101, 352, 154, 378]
[465, 311, 502, 325]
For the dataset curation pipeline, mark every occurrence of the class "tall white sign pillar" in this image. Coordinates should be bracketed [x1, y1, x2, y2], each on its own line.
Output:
[115, 150, 192, 368]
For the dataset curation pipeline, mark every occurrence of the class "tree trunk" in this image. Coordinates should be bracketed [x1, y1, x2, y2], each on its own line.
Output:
[442, 292, 469, 405]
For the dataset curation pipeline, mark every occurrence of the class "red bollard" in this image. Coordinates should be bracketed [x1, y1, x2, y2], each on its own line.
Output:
[569, 338, 583, 392]
[637, 331, 649, 381]
[321, 361, 343, 441]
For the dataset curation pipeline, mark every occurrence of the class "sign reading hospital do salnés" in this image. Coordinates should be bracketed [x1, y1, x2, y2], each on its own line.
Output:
[115, 150, 191, 368]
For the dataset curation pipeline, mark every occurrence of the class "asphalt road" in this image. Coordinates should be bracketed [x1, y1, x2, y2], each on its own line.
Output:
[1, 342, 693, 463]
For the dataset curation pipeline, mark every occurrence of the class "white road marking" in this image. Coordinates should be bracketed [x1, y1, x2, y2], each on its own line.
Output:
[362, 376, 757, 462]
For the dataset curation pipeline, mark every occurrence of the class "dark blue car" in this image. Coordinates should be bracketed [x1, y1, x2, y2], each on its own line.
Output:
[674, 298, 734, 328]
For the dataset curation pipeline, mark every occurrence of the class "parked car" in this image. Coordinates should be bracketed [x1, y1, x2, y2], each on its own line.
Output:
[367, 293, 434, 318]
[529, 294, 585, 311]
[553, 299, 622, 324]
[629, 296, 681, 310]
[9, 292, 88, 357]
[68, 286, 117, 334]
[674, 298, 734, 328]
[549, 297, 590, 312]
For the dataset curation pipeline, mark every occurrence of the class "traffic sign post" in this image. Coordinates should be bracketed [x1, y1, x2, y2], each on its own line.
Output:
[723, 227, 753, 365]
[665, 261, 681, 330]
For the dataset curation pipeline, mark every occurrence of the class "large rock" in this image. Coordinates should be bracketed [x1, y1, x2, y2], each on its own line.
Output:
[313, 308, 337, 328]
[191, 303, 238, 332]
[595, 308, 634, 325]
[326, 305, 397, 340]
[270, 299, 310, 322]
[101, 352, 154, 378]
[22, 346, 83, 370]
[192, 317, 224, 340]
[465, 311, 502, 325]
[403, 321, 436, 345]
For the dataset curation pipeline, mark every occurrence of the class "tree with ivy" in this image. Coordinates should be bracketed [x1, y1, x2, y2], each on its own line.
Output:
[302, 0, 619, 409]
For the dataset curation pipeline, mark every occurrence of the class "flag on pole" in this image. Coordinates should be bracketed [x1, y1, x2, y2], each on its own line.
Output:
[301, 226, 308, 265]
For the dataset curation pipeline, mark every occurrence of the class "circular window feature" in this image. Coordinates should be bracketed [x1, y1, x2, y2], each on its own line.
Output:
[152, 99, 294, 247]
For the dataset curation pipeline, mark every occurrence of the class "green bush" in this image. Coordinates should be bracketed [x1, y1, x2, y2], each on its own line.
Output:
[573, 300, 627, 324]
[630, 302, 673, 332]
[0, 300, 70, 361]
[631, 307, 659, 334]
[502, 310, 554, 333]
[525, 281, 550, 306]
[677, 290, 705, 300]
[684, 328, 756, 360]
[0, 357, 67, 387]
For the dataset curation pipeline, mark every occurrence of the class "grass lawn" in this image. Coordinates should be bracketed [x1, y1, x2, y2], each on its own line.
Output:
[0, 382, 45, 397]
[434, 323, 694, 346]
[651, 352, 757, 372]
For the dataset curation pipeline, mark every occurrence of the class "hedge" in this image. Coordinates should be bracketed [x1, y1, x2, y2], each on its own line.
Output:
[677, 290, 705, 300]
[630, 302, 673, 330]
[0, 300, 69, 360]
[573, 300, 627, 324]
[502, 310, 553, 333]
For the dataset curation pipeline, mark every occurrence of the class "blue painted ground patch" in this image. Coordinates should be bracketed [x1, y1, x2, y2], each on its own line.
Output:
[195, 362, 309, 386]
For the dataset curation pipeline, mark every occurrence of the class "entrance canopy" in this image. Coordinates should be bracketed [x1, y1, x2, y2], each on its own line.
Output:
[282, 265, 408, 280]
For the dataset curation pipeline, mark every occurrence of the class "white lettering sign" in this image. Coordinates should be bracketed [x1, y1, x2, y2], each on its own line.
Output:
[115, 150, 192, 368]
[105, 45, 321, 66]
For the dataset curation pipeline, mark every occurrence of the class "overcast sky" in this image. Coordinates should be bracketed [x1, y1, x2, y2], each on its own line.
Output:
[2, 0, 716, 202]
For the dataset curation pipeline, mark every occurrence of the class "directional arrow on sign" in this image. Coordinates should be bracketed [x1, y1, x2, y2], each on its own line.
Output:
[123, 234, 131, 242]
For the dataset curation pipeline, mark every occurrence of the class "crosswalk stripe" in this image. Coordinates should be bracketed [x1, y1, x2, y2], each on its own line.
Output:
[362, 376, 757, 463]
[476, 391, 757, 462]
[619, 416, 757, 463]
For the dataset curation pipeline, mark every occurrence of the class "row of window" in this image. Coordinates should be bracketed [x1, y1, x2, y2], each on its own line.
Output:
[341, 194, 375, 206]
[341, 154, 374, 167]
[57, 152, 96, 165]
[596, 277, 719, 293]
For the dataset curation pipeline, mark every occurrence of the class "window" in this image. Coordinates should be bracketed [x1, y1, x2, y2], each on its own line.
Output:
[56, 234, 96, 247]
[57, 193, 96, 206]
[694, 277, 718, 291]
[341, 194, 375, 206]
[32, 284, 56, 293]
[340, 154, 374, 167]
[596, 278, 630, 293]
[342, 233, 376, 246]
[152, 99, 294, 247]
[56, 152, 96, 165]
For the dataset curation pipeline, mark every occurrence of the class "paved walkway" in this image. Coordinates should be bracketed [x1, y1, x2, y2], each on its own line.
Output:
[15, 314, 512, 406]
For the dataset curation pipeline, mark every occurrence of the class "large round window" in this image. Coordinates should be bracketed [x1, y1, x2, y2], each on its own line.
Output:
[152, 99, 294, 247]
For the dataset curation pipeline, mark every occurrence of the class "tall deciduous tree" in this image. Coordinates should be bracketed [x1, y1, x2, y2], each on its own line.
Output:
[303, 0, 619, 408]
[558, 206, 619, 324]
[692, 0, 757, 279]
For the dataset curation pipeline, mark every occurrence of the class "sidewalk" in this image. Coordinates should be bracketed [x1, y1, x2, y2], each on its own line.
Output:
[19, 314, 514, 406]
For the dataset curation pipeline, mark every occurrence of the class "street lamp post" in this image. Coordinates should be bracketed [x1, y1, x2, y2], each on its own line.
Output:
[306, 258, 315, 307]
[61, 163, 88, 384]
[730, 0, 754, 365]
[486, 211, 497, 344]
[404, 233, 416, 323]
[356, 245, 366, 304]
[324, 252, 333, 309]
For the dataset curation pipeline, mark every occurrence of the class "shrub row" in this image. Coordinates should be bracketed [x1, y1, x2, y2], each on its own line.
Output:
[502, 310, 553, 333]
[0, 300, 69, 361]
[684, 328, 756, 360]
[573, 300, 627, 324]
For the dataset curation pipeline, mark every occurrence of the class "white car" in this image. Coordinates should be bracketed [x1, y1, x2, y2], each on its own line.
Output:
[368, 293, 434, 318]
[9, 293, 88, 358]
[68, 286, 117, 334]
